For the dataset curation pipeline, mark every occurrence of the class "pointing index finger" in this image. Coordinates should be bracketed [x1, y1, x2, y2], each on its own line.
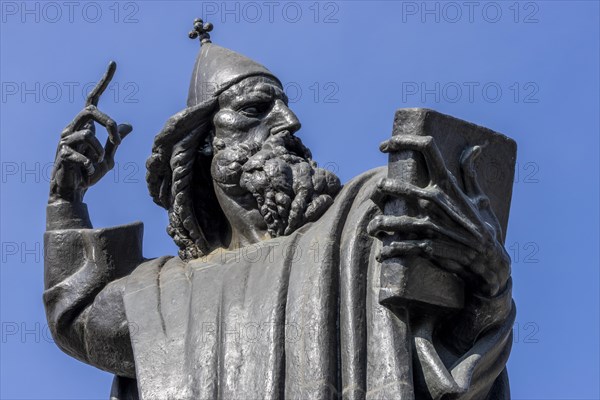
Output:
[86, 61, 117, 107]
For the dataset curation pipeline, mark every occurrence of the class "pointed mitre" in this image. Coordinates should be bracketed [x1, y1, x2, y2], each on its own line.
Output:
[187, 23, 281, 106]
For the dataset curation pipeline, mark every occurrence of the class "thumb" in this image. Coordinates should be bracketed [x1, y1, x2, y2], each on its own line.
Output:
[118, 123, 133, 140]
[103, 123, 133, 161]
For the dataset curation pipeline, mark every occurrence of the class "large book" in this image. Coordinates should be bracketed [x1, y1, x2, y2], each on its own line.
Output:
[379, 108, 517, 310]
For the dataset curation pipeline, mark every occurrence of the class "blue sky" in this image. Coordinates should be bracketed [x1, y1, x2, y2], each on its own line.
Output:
[1, 1, 598, 399]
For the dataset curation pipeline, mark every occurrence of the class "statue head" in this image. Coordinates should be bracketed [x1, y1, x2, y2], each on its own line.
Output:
[146, 20, 341, 260]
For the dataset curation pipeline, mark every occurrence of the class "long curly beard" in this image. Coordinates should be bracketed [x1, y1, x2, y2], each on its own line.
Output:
[211, 131, 342, 237]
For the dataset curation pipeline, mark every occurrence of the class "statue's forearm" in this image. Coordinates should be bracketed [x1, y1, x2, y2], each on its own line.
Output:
[44, 273, 135, 378]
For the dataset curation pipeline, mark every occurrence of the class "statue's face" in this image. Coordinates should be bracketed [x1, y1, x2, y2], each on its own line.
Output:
[209, 75, 341, 238]
[212, 76, 300, 149]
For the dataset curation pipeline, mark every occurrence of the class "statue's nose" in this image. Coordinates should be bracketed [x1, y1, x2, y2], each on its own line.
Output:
[271, 99, 301, 134]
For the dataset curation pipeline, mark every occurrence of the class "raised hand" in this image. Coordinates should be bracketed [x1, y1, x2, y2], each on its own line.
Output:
[49, 61, 133, 204]
[368, 135, 511, 297]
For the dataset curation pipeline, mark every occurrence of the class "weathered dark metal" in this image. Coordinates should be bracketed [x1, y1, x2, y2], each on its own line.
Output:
[379, 108, 516, 310]
[44, 19, 517, 400]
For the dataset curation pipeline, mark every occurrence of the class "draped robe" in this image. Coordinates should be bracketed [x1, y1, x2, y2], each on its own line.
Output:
[44, 168, 514, 400]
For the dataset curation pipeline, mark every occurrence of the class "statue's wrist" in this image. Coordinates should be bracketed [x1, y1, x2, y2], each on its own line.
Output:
[49, 179, 87, 204]
[46, 200, 92, 230]
[444, 278, 512, 354]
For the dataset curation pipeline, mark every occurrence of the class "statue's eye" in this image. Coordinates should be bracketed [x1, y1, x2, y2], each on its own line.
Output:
[240, 102, 270, 117]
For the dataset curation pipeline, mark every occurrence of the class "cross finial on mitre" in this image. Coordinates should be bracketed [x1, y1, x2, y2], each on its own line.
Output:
[188, 18, 213, 44]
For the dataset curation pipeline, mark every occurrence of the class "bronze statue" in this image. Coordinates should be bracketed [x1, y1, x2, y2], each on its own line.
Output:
[44, 19, 516, 400]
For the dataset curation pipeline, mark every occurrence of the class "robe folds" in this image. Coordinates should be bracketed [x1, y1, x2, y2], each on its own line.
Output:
[44, 168, 515, 400]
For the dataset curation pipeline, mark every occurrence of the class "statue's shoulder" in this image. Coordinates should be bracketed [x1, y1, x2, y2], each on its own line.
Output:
[352, 166, 387, 183]
[125, 255, 185, 294]
[338, 166, 386, 198]
[316, 166, 386, 225]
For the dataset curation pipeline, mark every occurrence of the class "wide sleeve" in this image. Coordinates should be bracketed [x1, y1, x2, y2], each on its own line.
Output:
[411, 279, 516, 399]
[43, 201, 144, 378]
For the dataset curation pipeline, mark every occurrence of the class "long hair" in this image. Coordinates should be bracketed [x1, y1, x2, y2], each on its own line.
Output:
[146, 97, 229, 260]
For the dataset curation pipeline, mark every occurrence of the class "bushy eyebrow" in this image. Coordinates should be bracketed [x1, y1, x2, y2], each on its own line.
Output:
[230, 91, 272, 109]
[230, 82, 288, 109]
[254, 82, 285, 99]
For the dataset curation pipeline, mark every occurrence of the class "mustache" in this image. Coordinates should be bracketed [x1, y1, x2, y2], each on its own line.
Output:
[245, 131, 311, 166]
